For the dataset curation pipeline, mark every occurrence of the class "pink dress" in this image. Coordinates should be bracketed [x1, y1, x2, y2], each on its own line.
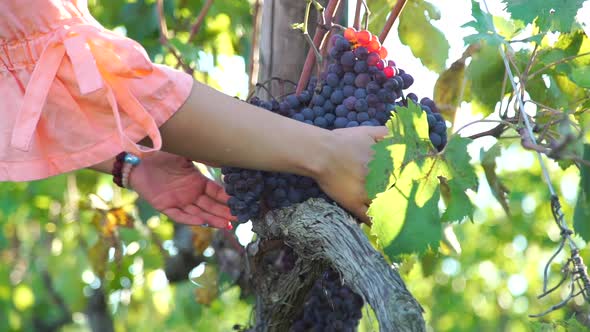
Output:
[0, 0, 193, 182]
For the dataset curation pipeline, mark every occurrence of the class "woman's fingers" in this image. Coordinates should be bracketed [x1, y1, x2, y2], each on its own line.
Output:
[349, 203, 368, 222]
[163, 207, 228, 228]
[359, 125, 389, 141]
[205, 180, 231, 204]
[182, 204, 232, 227]
[163, 207, 208, 226]
[194, 196, 234, 220]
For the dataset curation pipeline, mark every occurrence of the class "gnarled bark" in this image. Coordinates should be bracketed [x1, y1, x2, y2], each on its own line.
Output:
[248, 199, 426, 332]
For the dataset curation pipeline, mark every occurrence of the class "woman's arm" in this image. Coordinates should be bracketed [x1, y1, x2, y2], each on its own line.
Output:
[159, 81, 334, 177]
[158, 80, 388, 222]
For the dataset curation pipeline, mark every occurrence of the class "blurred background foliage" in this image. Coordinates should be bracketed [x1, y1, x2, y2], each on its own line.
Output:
[1, 0, 589, 331]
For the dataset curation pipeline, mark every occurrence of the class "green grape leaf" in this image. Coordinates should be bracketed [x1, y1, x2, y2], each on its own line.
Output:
[439, 137, 478, 223]
[366, 132, 396, 200]
[534, 31, 590, 90]
[370, 181, 442, 256]
[568, 65, 590, 88]
[366, 101, 432, 199]
[465, 44, 512, 116]
[574, 144, 590, 241]
[398, 0, 449, 73]
[502, 0, 585, 33]
[462, 0, 505, 46]
[440, 178, 474, 223]
[493, 15, 525, 40]
[367, 102, 476, 259]
[563, 317, 590, 332]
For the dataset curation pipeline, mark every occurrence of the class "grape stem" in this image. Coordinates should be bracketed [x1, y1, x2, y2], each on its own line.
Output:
[155, 0, 194, 74]
[188, 0, 215, 43]
[295, 0, 341, 95]
[379, 0, 408, 43]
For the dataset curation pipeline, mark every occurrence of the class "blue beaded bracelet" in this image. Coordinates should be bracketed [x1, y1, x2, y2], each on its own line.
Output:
[112, 152, 141, 188]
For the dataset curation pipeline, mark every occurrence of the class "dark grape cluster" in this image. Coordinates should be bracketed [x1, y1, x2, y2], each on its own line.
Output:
[290, 268, 364, 332]
[398, 93, 448, 151]
[222, 167, 264, 222]
[223, 28, 448, 223]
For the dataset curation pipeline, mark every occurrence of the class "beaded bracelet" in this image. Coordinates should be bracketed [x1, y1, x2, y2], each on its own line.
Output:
[112, 152, 141, 189]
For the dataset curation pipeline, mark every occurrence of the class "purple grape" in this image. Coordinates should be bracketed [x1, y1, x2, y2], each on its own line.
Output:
[354, 73, 370, 88]
[302, 108, 314, 120]
[312, 94, 325, 106]
[354, 60, 368, 73]
[427, 114, 437, 127]
[293, 113, 305, 122]
[354, 46, 369, 60]
[401, 73, 414, 89]
[366, 81, 380, 94]
[334, 117, 348, 128]
[354, 99, 369, 112]
[321, 85, 333, 99]
[326, 72, 340, 87]
[335, 37, 351, 51]
[331, 90, 345, 104]
[343, 72, 356, 85]
[313, 106, 325, 117]
[407, 93, 418, 103]
[429, 132, 442, 147]
[325, 113, 336, 125]
[347, 111, 357, 122]
[335, 105, 348, 117]
[286, 94, 300, 108]
[367, 93, 379, 106]
[340, 51, 355, 66]
[314, 116, 328, 128]
[435, 122, 447, 134]
[357, 112, 370, 122]
[367, 52, 380, 66]
[354, 88, 367, 99]
[343, 85, 355, 97]
[343, 96, 357, 110]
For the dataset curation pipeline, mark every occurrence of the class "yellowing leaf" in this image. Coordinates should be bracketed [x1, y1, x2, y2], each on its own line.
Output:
[107, 207, 134, 228]
[93, 208, 135, 237]
[191, 226, 214, 255]
[434, 60, 465, 119]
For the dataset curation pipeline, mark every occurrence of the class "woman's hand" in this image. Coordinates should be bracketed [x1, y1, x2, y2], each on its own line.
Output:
[312, 126, 389, 224]
[129, 151, 234, 228]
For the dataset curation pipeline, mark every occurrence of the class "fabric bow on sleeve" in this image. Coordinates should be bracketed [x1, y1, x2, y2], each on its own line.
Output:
[10, 24, 162, 156]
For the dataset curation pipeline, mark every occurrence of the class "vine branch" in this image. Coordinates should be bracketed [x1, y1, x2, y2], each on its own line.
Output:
[156, 0, 194, 74]
[379, 0, 408, 43]
[528, 51, 590, 80]
[296, 0, 340, 95]
[188, 0, 215, 44]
